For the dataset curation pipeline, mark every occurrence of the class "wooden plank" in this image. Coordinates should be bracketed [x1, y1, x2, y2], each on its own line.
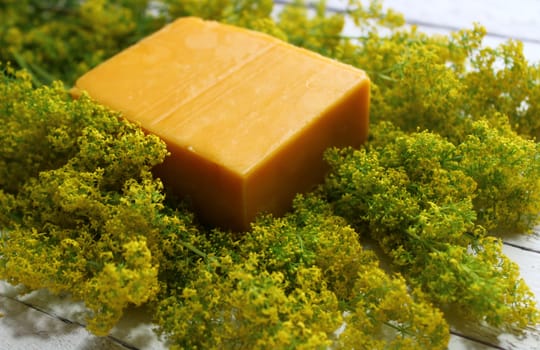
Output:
[382, 0, 540, 42]
[444, 245, 540, 350]
[503, 225, 540, 253]
[0, 295, 127, 350]
[278, 0, 540, 62]
[448, 336, 502, 350]
[379, 0, 540, 63]
[310, 0, 540, 40]
[0, 281, 167, 350]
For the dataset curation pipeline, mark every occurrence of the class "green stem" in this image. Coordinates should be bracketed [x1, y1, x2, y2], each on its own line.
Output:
[180, 240, 208, 260]
[11, 51, 43, 86]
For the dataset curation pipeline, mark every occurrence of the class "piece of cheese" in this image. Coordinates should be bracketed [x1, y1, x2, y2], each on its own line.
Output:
[74, 17, 370, 231]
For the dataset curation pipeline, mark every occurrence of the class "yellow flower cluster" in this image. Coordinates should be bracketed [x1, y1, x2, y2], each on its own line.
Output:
[156, 195, 449, 349]
[1, 0, 540, 348]
[324, 121, 539, 328]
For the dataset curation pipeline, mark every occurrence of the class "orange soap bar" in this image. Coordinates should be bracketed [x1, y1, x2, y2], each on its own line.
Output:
[74, 17, 370, 231]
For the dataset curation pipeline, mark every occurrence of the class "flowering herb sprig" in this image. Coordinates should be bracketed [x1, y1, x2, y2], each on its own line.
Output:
[0, 67, 202, 335]
[1, 0, 539, 348]
[323, 121, 539, 330]
[156, 195, 450, 349]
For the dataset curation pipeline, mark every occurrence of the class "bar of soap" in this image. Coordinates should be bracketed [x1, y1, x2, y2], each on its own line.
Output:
[74, 17, 370, 231]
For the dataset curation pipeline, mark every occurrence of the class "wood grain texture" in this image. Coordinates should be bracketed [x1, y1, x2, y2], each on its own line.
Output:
[0, 281, 167, 350]
[297, 0, 540, 61]
[0, 295, 127, 350]
[381, 0, 540, 62]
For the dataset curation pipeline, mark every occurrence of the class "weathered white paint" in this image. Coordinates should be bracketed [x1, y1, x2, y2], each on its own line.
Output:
[309, 0, 540, 62]
[0, 295, 125, 350]
[382, 0, 540, 63]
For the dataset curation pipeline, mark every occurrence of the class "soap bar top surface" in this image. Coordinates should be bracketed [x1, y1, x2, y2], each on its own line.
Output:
[75, 17, 368, 176]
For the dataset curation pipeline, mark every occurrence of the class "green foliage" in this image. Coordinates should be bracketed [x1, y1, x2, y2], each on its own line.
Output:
[0, 67, 202, 335]
[1, 0, 540, 347]
[338, 8, 540, 140]
[461, 41, 540, 139]
[366, 120, 540, 233]
[323, 123, 539, 329]
[0, 0, 164, 85]
[457, 119, 540, 232]
[156, 195, 449, 349]
[157, 258, 342, 350]
[3, 0, 540, 142]
[0, 65, 167, 193]
[276, 0, 346, 56]
[166, 0, 279, 34]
